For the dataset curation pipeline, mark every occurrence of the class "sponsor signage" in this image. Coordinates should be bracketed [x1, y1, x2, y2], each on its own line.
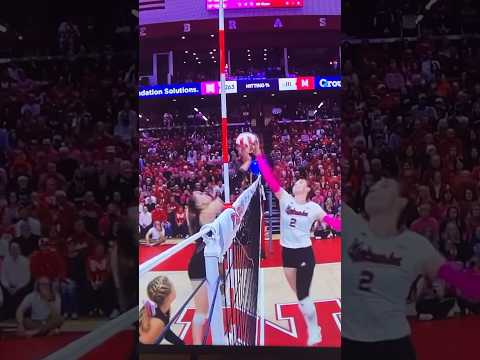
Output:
[138, 76, 340, 98]
[315, 76, 341, 89]
[201, 80, 238, 95]
[278, 76, 315, 91]
[206, 0, 304, 10]
[138, 83, 201, 97]
[237, 79, 279, 92]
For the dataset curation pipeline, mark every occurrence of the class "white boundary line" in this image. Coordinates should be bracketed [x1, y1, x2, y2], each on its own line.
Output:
[42, 306, 137, 360]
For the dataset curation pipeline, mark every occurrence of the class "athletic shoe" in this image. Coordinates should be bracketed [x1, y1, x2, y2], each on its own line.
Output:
[307, 326, 322, 346]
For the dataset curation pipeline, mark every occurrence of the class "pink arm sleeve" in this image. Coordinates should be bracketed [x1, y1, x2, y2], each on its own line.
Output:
[437, 262, 480, 301]
[323, 214, 342, 232]
[256, 154, 281, 193]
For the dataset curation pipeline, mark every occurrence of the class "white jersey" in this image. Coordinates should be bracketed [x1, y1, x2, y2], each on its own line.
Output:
[279, 189, 326, 249]
[342, 205, 443, 342]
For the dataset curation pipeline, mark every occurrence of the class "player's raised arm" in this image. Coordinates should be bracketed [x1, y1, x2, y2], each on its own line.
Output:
[425, 250, 480, 302]
[253, 141, 284, 201]
[320, 212, 342, 233]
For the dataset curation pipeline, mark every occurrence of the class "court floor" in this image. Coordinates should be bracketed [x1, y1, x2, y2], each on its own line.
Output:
[139, 238, 341, 347]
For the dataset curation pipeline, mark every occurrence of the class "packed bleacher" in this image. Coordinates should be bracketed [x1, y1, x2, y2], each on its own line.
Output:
[139, 105, 341, 243]
[343, 0, 480, 38]
[342, 34, 480, 317]
[0, 18, 138, 334]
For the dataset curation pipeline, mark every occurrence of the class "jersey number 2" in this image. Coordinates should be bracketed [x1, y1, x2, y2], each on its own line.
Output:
[358, 270, 374, 292]
[289, 218, 297, 228]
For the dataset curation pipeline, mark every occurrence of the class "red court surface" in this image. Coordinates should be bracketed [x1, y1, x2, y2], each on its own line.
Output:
[139, 237, 341, 271]
[0, 330, 135, 360]
[411, 315, 480, 360]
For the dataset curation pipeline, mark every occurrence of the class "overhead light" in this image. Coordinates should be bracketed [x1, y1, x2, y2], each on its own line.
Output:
[172, 99, 177, 102]
[264, 48, 267, 51]
[213, 49, 217, 52]
[243, 95, 247, 98]
[139, 114, 143, 118]
[201, 97, 205, 100]
[248, 59, 252, 61]
[313, 91, 318, 95]
[247, 49, 251, 52]
[181, 35, 186, 39]
[185, 50, 189, 53]
[264, 58, 267, 61]
[271, 94, 275, 96]
[209, 51, 213, 55]
[193, 107, 199, 112]
[183, 61, 187, 64]
[211, 56, 215, 59]
[213, 60, 217, 63]
[193, 52, 197, 55]
[318, 102, 324, 109]
[198, 61, 202, 64]
[210, 34, 215, 38]
[195, 57, 199, 60]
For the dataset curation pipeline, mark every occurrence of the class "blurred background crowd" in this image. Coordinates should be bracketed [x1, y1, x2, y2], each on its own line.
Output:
[0, 3, 138, 331]
[342, 32, 480, 317]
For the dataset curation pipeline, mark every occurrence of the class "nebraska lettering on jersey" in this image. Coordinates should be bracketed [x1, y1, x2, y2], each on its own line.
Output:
[348, 238, 403, 267]
[285, 205, 309, 217]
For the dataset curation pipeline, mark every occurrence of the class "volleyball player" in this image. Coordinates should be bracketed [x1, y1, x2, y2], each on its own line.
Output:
[254, 144, 341, 346]
[342, 177, 480, 359]
[185, 145, 253, 345]
[139, 275, 184, 345]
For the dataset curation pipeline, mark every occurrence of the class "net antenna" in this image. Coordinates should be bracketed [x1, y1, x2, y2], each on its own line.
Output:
[203, 177, 263, 345]
[218, 0, 231, 207]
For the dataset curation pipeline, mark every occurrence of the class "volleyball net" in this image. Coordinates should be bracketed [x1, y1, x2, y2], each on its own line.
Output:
[150, 176, 263, 346]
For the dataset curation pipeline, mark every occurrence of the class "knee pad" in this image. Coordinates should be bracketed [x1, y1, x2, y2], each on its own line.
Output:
[297, 265, 315, 301]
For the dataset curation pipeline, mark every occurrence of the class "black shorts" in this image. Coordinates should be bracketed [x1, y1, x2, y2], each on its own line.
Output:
[282, 246, 315, 269]
[188, 243, 206, 280]
[342, 336, 416, 360]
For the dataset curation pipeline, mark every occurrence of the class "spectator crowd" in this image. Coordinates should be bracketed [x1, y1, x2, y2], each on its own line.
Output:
[139, 109, 341, 242]
[0, 42, 138, 332]
[342, 34, 480, 318]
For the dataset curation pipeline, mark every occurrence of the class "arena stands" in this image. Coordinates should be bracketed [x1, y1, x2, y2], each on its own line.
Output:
[0, 12, 138, 335]
[342, 32, 480, 318]
[139, 96, 341, 241]
[343, 0, 480, 38]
